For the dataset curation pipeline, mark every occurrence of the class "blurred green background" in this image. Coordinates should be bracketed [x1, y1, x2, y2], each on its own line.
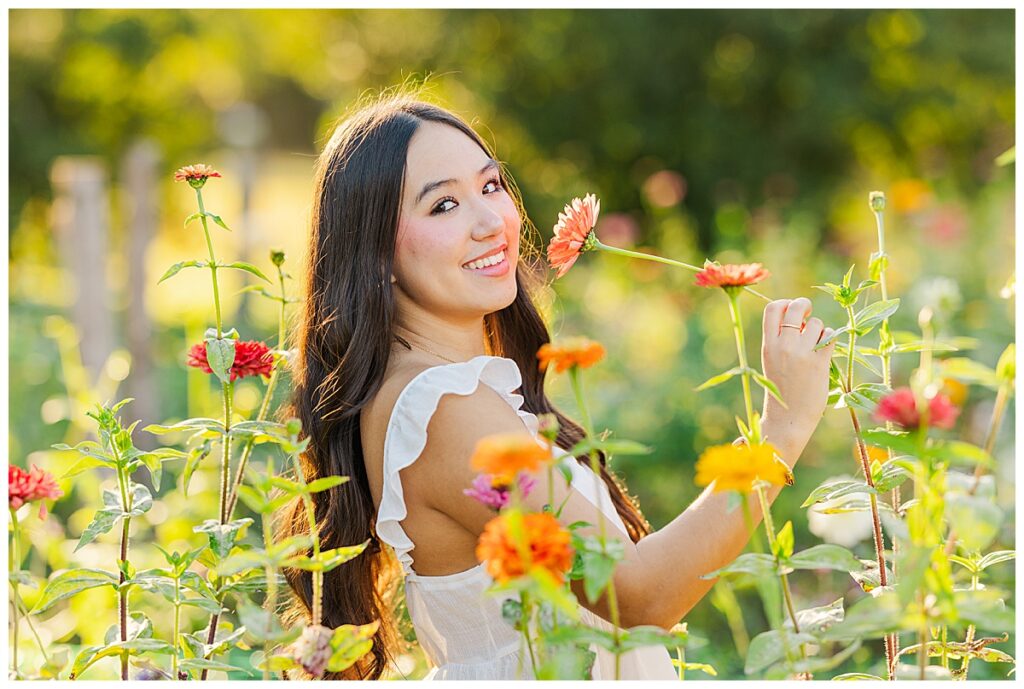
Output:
[8, 8, 1015, 680]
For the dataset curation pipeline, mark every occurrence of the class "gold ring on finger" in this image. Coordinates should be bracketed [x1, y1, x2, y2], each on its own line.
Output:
[781, 324, 803, 330]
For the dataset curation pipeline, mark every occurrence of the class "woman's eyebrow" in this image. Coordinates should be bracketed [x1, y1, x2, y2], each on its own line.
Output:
[415, 159, 500, 206]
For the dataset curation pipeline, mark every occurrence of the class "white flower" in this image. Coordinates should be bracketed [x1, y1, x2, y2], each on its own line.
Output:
[806, 480, 874, 548]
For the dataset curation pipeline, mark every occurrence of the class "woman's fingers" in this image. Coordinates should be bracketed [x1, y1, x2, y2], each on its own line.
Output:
[763, 299, 791, 337]
[780, 297, 812, 334]
[803, 317, 825, 345]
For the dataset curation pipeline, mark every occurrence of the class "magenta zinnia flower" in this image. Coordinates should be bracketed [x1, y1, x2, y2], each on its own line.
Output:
[187, 340, 273, 382]
[874, 387, 959, 431]
[547, 194, 601, 278]
[694, 260, 771, 289]
[9, 464, 64, 519]
[464, 473, 536, 511]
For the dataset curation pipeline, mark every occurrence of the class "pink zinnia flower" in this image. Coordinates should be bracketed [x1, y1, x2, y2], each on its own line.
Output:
[547, 194, 601, 278]
[173, 164, 222, 189]
[187, 340, 273, 382]
[464, 473, 536, 511]
[874, 387, 959, 431]
[9, 465, 64, 519]
[694, 260, 771, 289]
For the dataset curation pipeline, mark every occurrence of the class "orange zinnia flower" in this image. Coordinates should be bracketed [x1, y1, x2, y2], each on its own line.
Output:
[537, 337, 606, 374]
[547, 193, 601, 278]
[476, 511, 574, 583]
[694, 260, 771, 290]
[174, 163, 222, 188]
[470, 433, 552, 483]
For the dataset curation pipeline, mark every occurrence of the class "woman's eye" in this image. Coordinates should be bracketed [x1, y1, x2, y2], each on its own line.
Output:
[431, 198, 457, 215]
[483, 177, 504, 194]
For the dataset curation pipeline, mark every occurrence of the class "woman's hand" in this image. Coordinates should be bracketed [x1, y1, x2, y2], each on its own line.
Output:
[759, 298, 836, 450]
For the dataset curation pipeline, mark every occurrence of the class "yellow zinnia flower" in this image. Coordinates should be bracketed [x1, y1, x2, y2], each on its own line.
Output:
[694, 442, 787, 493]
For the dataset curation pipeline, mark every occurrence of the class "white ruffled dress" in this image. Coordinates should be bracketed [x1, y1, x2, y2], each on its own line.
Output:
[375, 355, 677, 680]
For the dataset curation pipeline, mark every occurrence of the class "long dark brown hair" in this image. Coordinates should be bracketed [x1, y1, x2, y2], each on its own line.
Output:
[275, 92, 652, 680]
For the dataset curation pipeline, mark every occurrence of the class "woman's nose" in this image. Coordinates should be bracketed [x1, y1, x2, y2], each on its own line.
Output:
[469, 200, 505, 240]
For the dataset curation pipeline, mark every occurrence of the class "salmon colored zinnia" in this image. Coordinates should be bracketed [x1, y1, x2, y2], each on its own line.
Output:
[470, 434, 552, 484]
[547, 193, 601, 278]
[187, 340, 274, 382]
[694, 442, 788, 493]
[694, 260, 771, 290]
[9, 464, 64, 519]
[174, 164, 222, 188]
[537, 337, 606, 374]
[476, 511, 574, 583]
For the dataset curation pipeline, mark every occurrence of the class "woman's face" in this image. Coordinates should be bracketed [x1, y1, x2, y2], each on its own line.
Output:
[393, 121, 521, 322]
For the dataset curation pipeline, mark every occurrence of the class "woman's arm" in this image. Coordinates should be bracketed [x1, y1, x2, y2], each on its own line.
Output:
[419, 297, 835, 630]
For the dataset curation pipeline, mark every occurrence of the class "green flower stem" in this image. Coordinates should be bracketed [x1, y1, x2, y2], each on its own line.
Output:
[726, 292, 756, 436]
[224, 263, 289, 521]
[568, 366, 623, 680]
[872, 204, 902, 678]
[754, 484, 806, 667]
[676, 645, 685, 680]
[195, 189, 222, 338]
[111, 439, 134, 681]
[958, 574, 980, 678]
[10, 508, 21, 678]
[261, 456, 278, 681]
[593, 239, 771, 302]
[918, 590, 928, 680]
[218, 381, 234, 524]
[172, 574, 181, 680]
[843, 304, 895, 678]
[291, 451, 323, 626]
[522, 593, 539, 678]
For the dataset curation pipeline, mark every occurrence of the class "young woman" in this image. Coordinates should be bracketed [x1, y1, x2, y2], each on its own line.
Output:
[276, 94, 837, 680]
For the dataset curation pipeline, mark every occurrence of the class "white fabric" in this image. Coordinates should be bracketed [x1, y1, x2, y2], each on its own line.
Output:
[376, 354, 677, 680]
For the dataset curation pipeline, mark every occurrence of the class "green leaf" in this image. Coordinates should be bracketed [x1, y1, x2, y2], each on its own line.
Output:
[221, 260, 271, 283]
[194, 518, 253, 560]
[144, 417, 225, 436]
[252, 653, 301, 672]
[75, 490, 125, 552]
[815, 324, 851, 350]
[305, 476, 350, 493]
[136, 447, 185, 492]
[889, 340, 959, 354]
[948, 555, 980, 575]
[183, 439, 214, 497]
[978, 550, 1015, 571]
[940, 358, 1000, 390]
[158, 260, 205, 284]
[868, 251, 888, 282]
[929, 440, 994, 468]
[284, 542, 369, 573]
[206, 212, 231, 231]
[853, 299, 900, 334]
[750, 370, 785, 406]
[745, 628, 817, 675]
[788, 598, 845, 634]
[773, 521, 794, 560]
[52, 440, 115, 463]
[820, 592, 908, 640]
[701, 553, 785, 580]
[946, 494, 1003, 553]
[580, 546, 619, 604]
[60, 455, 112, 479]
[178, 657, 251, 674]
[326, 621, 380, 673]
[787, 544, 861, 572]
[126, 482, 153, 517]
[764, 639, 863, 679]
[216, 550, 268, 577]
[9, 570, 37, 588]
[873, 459, 911, 493]
[802, 478, 877, 508]
[860, 429, 919, 457]
[695, 366, 744, 392]
[617, 624, 689, 652]
[833, 672, 886, 680]
[590, 438, 653, 456]
[204, 337, 236, 385]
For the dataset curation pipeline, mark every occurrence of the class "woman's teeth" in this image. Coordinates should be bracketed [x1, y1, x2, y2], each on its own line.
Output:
[464, 250, 506, 270]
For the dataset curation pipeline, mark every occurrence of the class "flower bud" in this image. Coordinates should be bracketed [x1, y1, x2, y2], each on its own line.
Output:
[869, 191, 886, 212]
[290, 624, 333, 678]
[270, 249, 286, 266]
[285, 418, 302, 437]
[996, 343, 1015, 384]
[536, 413, 560, 444]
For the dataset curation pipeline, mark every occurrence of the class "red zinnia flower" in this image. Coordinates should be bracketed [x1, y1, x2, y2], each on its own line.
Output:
[174, 164, 222, 188]
[9, 465, 64, 519]
[694, 260, 771, 289]
[874, 387, 959, 431]
[547, 193, 601, 278]
[187, 340, 274, 382]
